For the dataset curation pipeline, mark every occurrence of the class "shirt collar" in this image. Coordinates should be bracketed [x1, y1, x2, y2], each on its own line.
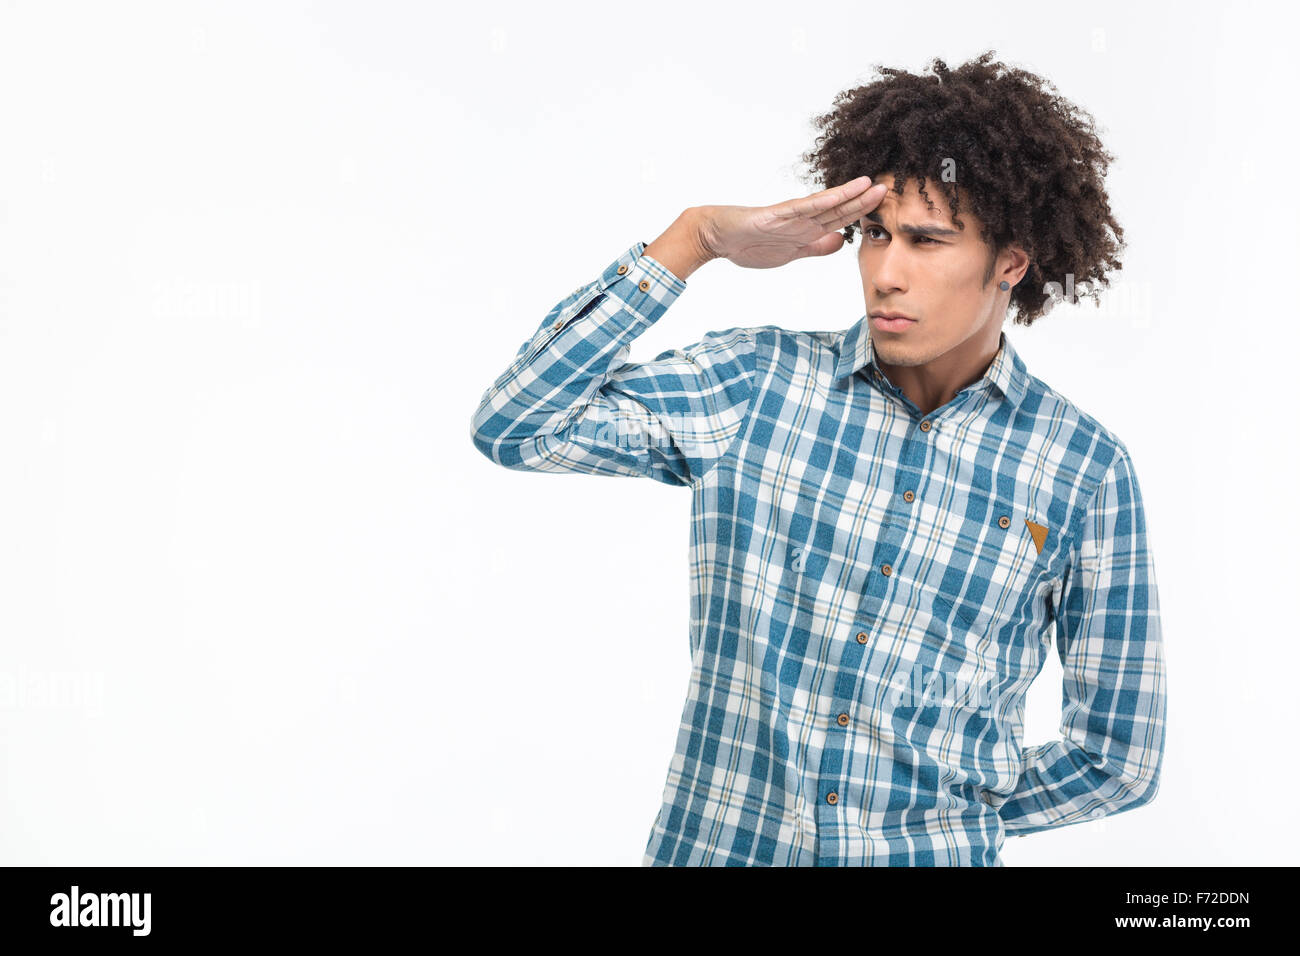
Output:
[832, 314, 1029, 409]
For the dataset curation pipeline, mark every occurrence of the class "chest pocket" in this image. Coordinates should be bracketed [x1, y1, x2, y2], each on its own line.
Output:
[928, 494, 1050, 638]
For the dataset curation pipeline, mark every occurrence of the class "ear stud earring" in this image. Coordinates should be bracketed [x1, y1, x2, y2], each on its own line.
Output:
[999, 281, 1010, 290]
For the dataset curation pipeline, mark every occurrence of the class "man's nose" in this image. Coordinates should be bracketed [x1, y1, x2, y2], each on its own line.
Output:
[869, 248, 908, 294]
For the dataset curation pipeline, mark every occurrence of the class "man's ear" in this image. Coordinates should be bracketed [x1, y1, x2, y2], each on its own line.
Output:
[991, 242, 1030, 288]
[1003, 242, 1031, 286]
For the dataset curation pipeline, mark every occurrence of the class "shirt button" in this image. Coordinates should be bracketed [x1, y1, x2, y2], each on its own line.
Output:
[920, 420, 932, 432]
[553, 320, 563, 329]
[1091, 807, 1106, 818]
[826, 791, 838, 805]
[998, 515, 1011, 529]
[638, 279, 650, 292]
[881, 563, 892, 576]
[617, 264, 628, 275]
[903, 490, 914, 502]
[856, 631, 869, 644]
[836, 713, 850, 726]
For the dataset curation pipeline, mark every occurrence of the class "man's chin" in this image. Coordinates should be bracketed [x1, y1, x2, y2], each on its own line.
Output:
[871, 337, 925, 367]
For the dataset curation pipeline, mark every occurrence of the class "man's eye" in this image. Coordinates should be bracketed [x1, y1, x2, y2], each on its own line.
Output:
[863, 226, 937, 245]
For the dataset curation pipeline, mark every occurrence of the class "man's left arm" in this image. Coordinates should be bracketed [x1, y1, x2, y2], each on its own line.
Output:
[996, 445, 1168, 837]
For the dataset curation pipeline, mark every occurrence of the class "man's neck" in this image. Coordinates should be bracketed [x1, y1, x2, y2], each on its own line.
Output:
[876, 324, 1003, 417]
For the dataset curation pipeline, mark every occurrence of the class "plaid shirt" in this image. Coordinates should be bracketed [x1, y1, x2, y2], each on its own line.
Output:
[471, 241, 1167, 866]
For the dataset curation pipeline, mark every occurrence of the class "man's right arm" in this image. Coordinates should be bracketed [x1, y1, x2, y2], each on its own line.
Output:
[468, 211, 757, 488]
[469, 179, 886, 486]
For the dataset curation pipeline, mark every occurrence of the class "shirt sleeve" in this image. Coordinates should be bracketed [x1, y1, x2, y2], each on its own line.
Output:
[469, 241, 757, 488]
[996, 445, 1167, 837]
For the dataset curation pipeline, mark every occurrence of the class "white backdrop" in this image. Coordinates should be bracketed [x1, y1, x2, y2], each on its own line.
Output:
[1, 0, 1295, 865]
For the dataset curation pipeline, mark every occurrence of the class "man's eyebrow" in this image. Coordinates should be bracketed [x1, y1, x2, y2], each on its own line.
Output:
[861, 208, 962, 237]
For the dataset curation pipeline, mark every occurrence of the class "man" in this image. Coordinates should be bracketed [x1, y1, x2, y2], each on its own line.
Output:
[470, 52, 1165, 866]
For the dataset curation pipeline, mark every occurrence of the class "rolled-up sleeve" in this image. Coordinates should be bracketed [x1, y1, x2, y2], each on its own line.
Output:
[998, 445, 1167, 836]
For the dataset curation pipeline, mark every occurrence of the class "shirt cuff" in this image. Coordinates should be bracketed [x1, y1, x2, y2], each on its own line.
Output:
[587, 240, 688, 319]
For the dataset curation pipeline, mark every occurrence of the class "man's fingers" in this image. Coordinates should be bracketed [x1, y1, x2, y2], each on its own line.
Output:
[778, 176, 873, 220]
[812, 182, 887, 229]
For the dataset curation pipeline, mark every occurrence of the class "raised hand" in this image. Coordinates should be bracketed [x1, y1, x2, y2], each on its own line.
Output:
[697, 176, 888, 269]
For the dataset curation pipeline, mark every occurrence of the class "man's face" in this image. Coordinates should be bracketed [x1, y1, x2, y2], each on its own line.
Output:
[856, 172, 1015, 371]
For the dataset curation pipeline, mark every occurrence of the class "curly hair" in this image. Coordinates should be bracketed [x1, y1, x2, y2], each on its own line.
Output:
[797, 50, 1124, 326]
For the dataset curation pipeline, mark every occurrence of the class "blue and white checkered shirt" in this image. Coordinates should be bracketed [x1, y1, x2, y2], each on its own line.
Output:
[471, 241, 1167, 866]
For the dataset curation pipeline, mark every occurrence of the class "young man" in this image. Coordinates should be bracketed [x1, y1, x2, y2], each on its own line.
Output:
[470, 52, 1166, 866]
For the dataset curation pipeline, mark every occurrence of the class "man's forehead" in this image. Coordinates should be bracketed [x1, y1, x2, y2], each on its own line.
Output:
[869, 175, 960, 217]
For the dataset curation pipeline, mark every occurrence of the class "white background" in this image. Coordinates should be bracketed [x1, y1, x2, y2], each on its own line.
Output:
[1, 0, 1295, 865]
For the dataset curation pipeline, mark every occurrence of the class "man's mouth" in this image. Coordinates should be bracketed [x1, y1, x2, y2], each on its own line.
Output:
[870, 311, 917, 332]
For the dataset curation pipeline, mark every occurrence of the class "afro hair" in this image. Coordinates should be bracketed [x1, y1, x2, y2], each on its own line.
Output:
[797, 50, 1125, 326]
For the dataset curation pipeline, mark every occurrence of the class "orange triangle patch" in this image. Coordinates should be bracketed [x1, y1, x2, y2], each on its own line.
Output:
[1025, 519, 1048, 555]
